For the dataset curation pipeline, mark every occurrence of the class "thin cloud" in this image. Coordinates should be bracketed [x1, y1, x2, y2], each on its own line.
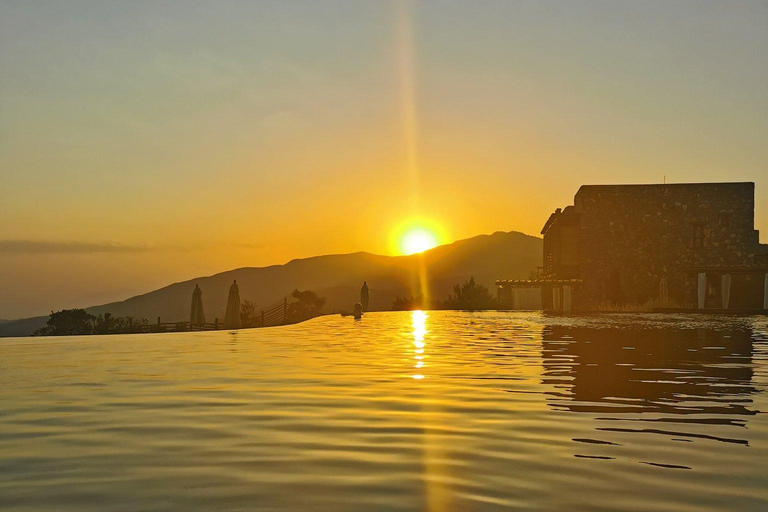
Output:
[0, 240, 266, 254]
[0, 240, 157, 255]
[234, 242, 265, 250]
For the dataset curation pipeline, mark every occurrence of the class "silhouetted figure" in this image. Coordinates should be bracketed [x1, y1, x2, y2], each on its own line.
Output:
[190, 284, 205, 326]
[353, 302, 363, 320]
[224, 280, 241, 329]
[360, 282, 369, 312]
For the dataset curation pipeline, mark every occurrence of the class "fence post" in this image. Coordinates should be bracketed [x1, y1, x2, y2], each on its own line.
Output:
[261, 310, 265, 327]
[157, 316, 161, 326]
[283, 298, 287, 324]
[214, 317, 218, 330]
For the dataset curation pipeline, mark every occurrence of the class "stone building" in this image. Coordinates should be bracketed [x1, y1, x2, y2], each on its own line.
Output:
[497, 182, 768, 311]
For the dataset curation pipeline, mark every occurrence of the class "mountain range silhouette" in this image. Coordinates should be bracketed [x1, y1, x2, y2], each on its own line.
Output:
[0, 231, 541, 337]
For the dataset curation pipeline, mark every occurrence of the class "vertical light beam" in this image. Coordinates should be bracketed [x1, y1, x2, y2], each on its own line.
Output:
[394, 0, 430, 305]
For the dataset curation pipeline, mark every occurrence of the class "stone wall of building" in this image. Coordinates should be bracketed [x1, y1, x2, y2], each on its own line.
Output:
[572, 183, 760, 308]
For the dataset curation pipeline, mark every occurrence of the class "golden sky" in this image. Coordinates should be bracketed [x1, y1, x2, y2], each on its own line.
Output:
[1, 0, 767, 318]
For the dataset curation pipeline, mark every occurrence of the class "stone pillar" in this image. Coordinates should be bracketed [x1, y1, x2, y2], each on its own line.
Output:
[764, 273, 768, 310]
[562, 285, 572, 312]
[512, 289, 519, 310]
[720, 274, 731, 309]
[552, 287, 561, 312]
[658, 277, 668, 302]
[697, 273, 706, 309]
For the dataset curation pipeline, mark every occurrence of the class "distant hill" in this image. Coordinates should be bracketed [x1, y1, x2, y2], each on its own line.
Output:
[0, 231, 541, 337]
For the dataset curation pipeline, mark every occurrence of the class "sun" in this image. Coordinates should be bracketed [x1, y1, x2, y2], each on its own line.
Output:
[400, 226, 439, 255]
[390, 218, 448, 256]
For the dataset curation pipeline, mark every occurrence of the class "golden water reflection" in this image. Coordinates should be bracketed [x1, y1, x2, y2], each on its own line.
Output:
[1, 311, 766, 512]
[411, 310, 427, 379]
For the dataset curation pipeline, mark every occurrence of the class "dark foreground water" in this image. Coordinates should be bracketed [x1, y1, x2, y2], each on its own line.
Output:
[1, 311, 767, 512]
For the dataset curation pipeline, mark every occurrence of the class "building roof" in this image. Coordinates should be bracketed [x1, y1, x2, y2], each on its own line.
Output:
[540, 205, 577, 235]
[575, 181, 754, 198]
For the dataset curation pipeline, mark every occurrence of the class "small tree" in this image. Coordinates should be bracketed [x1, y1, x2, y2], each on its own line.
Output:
[117, 316, 148, 334]
[35, 309, 96, 336]
[286, 289, 325, 323]
[442, 277, 496, 310]
[36, 310, 149, 336]
[93, 313, 148, 334]
[240, 299, 258, 328]
[94, 312, 116, 334]
[392, 295, 424, 311]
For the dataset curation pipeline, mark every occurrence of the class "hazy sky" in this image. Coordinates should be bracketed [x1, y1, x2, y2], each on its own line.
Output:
[1, 0, 767, 318]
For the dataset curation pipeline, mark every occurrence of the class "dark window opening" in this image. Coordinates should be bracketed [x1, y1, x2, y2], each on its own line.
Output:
[693, 224, 710, 248]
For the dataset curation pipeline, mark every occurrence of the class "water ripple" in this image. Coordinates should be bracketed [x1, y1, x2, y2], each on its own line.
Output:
[1, 311, 767, 511]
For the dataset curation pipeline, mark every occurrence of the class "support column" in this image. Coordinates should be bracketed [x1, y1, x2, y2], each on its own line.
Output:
[512, 289, 519, 310]
[764, 273, 768, 310]
[658, 277, 668, 301]
[552, 287, 561, 312]
[562, 285, 572, 312]
[721, 274, 731, 309]
[697, 273, 706, 309]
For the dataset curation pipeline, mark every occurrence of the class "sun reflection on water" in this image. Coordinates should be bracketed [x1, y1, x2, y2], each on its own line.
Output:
[411, 310, 427, 379]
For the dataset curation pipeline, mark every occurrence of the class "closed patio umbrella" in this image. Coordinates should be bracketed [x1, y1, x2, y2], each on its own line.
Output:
[190, 284, 205, 326]
[224, 280, 241, 329]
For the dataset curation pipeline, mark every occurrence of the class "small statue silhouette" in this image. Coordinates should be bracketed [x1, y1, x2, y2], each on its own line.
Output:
[353, 302, 363, 320]
[360, 282, 369, 312]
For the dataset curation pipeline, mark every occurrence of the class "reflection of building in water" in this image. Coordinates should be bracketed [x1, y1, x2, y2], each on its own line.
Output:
[541, 325, 758, 422]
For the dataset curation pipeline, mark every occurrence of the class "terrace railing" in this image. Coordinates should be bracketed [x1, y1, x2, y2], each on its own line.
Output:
[155, 297, 290, 332]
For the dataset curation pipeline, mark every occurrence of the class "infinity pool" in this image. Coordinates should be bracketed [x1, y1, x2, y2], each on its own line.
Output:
[1, 311, 767, 511]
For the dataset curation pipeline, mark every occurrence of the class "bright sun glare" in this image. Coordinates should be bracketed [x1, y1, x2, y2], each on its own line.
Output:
[400, 227, 439, 255]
